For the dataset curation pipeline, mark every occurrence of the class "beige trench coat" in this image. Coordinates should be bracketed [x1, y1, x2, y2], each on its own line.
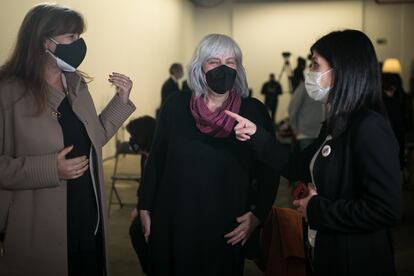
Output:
[0, 72, 135, 276]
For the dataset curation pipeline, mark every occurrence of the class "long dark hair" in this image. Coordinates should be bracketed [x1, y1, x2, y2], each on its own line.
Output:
[311, 30, 385, 137]
[0, 3, 85, 113]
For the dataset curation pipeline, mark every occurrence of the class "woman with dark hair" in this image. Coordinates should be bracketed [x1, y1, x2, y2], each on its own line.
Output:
[0, 3, 135, 276]
[138, 34, 283, 275]
[226, 30, 401, 275]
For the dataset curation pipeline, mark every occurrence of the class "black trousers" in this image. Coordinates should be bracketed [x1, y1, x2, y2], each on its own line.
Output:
[68, 231, 104, 276]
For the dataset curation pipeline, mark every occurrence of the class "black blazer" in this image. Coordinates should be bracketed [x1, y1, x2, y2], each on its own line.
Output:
[251, 109, 402, 276]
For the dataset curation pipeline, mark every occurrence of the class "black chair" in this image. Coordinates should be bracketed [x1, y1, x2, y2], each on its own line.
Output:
[108, 140, 141, 216]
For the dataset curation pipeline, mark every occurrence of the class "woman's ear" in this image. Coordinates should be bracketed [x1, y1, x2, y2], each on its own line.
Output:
[44, 38, 56, 53]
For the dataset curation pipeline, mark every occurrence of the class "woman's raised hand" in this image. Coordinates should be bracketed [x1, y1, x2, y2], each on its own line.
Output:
[108, 72, 133, 104]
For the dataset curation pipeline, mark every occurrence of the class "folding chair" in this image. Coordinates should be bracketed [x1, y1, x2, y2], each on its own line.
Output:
[108, 140, 141, 216]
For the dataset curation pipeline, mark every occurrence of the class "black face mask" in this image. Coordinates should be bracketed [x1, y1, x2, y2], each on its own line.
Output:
[51, 38, 87, 69]
[205, 64, 237, 94]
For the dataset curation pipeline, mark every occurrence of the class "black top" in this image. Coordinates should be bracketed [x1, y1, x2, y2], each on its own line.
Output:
[252, 109, 401, 275]
[261, 80, 282, 108]
[57, 97, 98, 253]
[160, 77, 179, 106]
[139, 92, 282, 275]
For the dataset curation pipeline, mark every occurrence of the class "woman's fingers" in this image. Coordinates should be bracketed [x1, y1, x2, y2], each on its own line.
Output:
[108, 73, 132, 84]
[109, 74, 130, 80]
[66, 157, 89, 178]
[108, 77, 132, 85]
[139, 210, 151, 242]
[224, 110, 246, 122]
[224, 225, 242, 239]
[58, 145, 74, 159]
[111, 72, 130, 79]
[224, 218, 251, 245]
[108, 73, 133, 93]
[109, 79, 130, 88]
[225, 227, 246, 245]
[57, 151, 90, 179]
[228, 232, 245, 245]
[225, 110, 258, 140]
[66, 155, 88, 166]
[71, 158, 89, 171]
[77, 163, 89, 174]
[71, 165, 89, 179]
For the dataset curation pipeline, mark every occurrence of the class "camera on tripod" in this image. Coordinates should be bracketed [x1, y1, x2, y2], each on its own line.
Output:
[282, 52, 291, 64]
[278, 51, 293, 91]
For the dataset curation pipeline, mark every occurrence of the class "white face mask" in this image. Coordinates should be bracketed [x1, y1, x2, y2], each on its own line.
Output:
[46, 50, 76, 72]
[305, 69, 332, 103]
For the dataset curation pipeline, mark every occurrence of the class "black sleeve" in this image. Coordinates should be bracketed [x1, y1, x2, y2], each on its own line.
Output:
[248, 101, 287, 222]
[138, 101, 170, 211]
[249, 125, 291, 174]
[307, 114, 402, 233]
[250, 123, 324, 182]
[282, 132, 325, 182]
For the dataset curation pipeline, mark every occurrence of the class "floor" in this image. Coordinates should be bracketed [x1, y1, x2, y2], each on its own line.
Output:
[104, 153, 414, 276]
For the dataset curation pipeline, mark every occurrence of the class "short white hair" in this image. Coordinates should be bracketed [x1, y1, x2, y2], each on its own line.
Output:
[187, 34, 249, 98]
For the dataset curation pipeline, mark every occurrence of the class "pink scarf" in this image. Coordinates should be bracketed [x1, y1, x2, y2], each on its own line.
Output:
[190, 91, 241, 138]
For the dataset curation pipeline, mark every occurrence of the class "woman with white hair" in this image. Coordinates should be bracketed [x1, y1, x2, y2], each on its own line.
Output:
[138, 34, 288, 275]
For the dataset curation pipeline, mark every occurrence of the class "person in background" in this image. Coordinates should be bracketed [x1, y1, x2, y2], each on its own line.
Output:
[160, 63, 183, 106]
[261, 73, 282, 122]
[181, 79, 193, 94]
[288, 81, 325, 151]
[226, 30, 401, 276]
[139, 34, 285, 275]
[382, 73, 406, 166]
[127, 116, 157, 275]
[291, 57, 306, 93]
[0, 4, 135, 276]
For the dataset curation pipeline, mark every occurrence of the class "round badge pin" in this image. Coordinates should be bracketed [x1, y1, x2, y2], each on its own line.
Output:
[321, 145, 331, 157]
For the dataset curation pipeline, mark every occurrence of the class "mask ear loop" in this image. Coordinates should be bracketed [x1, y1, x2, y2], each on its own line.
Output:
[48, 37, 59, 45]
[45, 37, 58, 55]
[317, 68, 333, 89]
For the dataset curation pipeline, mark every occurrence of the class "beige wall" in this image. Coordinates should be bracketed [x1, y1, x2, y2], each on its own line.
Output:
[0, 0, 194, 158]
[193, 1, 233, 45]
